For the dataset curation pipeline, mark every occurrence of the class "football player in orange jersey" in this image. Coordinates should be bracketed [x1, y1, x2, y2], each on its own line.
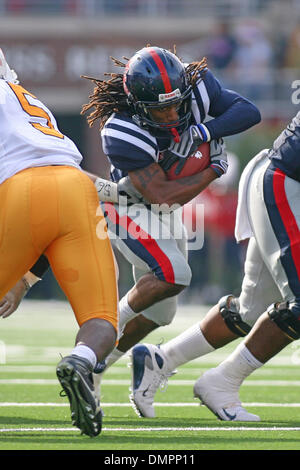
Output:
[0, 49, 118, 437]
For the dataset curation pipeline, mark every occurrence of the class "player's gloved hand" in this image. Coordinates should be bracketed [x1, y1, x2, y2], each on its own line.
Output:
[158, 151, 188, 175]
[167, 124, 207, 159]
[209, 138, 228, 177]
[160, 123, 211, 176]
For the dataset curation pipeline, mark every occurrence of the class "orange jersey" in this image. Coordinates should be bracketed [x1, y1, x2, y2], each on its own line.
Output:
[0, 79, 118, 330]
[0, 80, 83, 184]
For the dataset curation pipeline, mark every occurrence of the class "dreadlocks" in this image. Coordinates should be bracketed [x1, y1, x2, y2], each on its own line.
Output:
[81, 57, 129, 131]
[186, 57, 208, 88]
[80, 48, 207, 131]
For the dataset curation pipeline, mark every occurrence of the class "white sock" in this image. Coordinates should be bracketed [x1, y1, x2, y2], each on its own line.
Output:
[71, 344, 97, 369]
[97, 294, 137, 373]
[93, 349, 125, 400]
[217, 342, 263, 387]
[118, 292, 138, 339]
[104, 347, 124, 368]
[161, 324, 215, 372]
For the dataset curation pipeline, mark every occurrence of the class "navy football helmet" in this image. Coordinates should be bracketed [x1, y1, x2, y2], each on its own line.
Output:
[123, 46, 192, 139]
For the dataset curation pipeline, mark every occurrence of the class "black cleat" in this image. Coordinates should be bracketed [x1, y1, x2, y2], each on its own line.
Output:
[56, 355, 102, 437]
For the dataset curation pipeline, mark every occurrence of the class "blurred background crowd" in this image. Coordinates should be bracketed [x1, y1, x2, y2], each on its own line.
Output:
[1, 0, 299, 304]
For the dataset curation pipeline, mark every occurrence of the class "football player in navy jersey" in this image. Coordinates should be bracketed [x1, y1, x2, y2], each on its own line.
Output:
[191, 111, 300, 421]
[130, 111, 300, 421]
[79, 45, 261, 401]
[1, 46, 261, 409]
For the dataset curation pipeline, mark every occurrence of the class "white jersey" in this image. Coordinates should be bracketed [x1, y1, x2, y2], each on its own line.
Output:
[0, 80, 83, 184]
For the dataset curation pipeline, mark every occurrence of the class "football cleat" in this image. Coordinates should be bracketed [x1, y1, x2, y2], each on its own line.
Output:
[56, 355, 103, 437]
[193, 368, 260, 422]
[129, 343, 175, 418]
[0, 48, 19, 84]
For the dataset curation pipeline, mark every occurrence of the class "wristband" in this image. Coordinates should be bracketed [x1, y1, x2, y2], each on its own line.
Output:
[197, 123, 211, 142]
[30, 254, 49, 278]
[22, 271, 41, 292]
[210, 164, 224, 177]
[95, 177, 119, 203]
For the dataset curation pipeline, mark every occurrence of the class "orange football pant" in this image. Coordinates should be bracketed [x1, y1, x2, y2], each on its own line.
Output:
[0, 166, 118, 330]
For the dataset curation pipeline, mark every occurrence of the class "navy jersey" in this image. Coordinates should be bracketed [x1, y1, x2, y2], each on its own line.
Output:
[268, 112, 300, 183]
[101, 68, 261, 183]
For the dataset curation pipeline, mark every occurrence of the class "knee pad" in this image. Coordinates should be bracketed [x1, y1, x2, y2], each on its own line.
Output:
[219, 294, 252, 337]
[142, 295, 178, 326]
[267, 301, 300, 340]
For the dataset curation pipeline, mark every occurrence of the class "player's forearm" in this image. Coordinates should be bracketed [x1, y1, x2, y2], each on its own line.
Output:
[84, 170, 98, 183]
[129, 165, 217, 207]
[85, 166, 216, 208]
[166, 168, 217, 206]
[157, 168, 218, 206]
[24, 255, 49, 292]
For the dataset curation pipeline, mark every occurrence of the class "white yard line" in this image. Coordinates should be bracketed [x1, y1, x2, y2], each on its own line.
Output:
[0, 347, 298, 366]
[1, 378, 300, 386]
[0, 402, 300, 407]
[2, 366, 300, 376]
[0, 426, 300, 433]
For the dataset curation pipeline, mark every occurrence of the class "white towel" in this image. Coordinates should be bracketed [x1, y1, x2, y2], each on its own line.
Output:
[235, 149, 269, 243]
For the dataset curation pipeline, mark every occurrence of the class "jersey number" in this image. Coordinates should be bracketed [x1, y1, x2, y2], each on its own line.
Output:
[9, 83, 64, 139]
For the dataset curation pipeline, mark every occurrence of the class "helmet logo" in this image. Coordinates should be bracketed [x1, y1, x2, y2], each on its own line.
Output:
[158, 88, 181, 102]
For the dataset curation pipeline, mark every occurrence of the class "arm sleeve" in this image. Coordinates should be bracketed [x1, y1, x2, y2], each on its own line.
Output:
[30, 255, 50, 278]
[203, 70, 261, 139]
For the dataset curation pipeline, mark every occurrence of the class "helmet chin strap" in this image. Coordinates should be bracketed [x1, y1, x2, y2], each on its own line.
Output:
[170, 127, 180, 143]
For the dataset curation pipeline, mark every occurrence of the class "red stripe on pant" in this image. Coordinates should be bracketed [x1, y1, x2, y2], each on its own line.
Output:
[104, 203, 175, 284]
[273, 169, 300, 280]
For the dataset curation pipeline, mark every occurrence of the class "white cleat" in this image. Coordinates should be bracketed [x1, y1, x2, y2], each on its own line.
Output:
[130, 343, 175, 418]
[0, 48, 19, 84]
[193, 369, 261, 422]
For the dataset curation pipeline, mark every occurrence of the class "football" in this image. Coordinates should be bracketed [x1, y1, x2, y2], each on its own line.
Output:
[165, 142, 210, 180]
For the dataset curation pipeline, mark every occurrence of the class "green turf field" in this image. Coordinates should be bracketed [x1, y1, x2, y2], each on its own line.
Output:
[0, 300, 300, 451]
